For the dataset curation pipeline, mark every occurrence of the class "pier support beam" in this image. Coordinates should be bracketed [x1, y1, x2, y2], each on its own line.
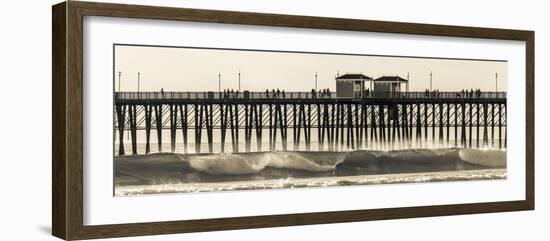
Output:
[424, 103, 428, 142]
[483, 103, 488, 146]
[256, 104, 263, 152]
[335, 104, 340, 150]
[269, 104, 273, 151]
[362, 103, 368, 148]
[292, 104, 297, 150]
[169, 104, 177, 153]
[476, 104, 480, 148]
[317, 104, 322, 151]
[180, 104, 188, 154]
[498, 104, 502, 149]
[416, 104, 421, 145]
[245, 104, 251, 152]
[402, 104, 407, 144]
[116, 105, 126, 156]
[409, 104, 413, 142]
[219, 104, 226, 153]
[356, 104, 362, 148]
[461, 103, 466, 147]
[306, 104, 312, 151]
[468, 103, 473, 148]
[195, 104, 203, 153]
[340, 104, 345, 148]
[380, 105, 385, 147]
[282, 104, 288, 151]
[491, 103, 495, 146]
[235, 104, 240, 152]
[229, 104, 237, 152]
[129, 105, 137, 155]
[154, 105, 163, 152]
[347, 104, 354, 150]
[454, 104, 458, 147]
[446, 104, 450, 145]
[296, 104, 303, 150]
[144, 105, 152, 154]
[439, 103, 444, 145]
[206, 104, 214, 153]
[432, 103, 435, 142]
[330, 104, 336, 150]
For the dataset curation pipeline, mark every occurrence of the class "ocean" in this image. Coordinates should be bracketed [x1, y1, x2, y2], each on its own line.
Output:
[114, 148, 506, 196]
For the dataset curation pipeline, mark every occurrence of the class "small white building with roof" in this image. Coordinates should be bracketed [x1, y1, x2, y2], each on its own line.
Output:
[335, 73, 373, 98]
[373, 76, 409, 97]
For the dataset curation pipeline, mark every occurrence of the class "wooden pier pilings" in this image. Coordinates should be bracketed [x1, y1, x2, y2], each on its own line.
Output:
[114, 92, 507, 155]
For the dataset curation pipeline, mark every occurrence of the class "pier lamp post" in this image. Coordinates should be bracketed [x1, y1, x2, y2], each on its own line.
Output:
[315, 72, 318, 91]
[218, 72, 221, 92]
[407, 72, 410, 94]
[495, 73, 498, 91]
[137, 72, 141, 95]
[430, 71, 432, 92]
[118, 71, 121, 92]
[495, 73, 498, 97]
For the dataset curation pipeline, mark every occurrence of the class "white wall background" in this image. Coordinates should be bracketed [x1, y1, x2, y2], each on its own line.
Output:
[0, 0, 546, 240]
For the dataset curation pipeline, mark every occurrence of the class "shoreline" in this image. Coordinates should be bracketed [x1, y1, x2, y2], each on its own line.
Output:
[115, 168, 506, 196]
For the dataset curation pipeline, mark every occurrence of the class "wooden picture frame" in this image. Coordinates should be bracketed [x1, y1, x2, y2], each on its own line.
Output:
[52, 1, 534, 240]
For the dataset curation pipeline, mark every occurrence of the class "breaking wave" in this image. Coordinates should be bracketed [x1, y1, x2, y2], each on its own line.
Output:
[187, 152, 345, 175]
[459, 148, 506, 167]
[183, 148, 505, 175]
[114, 148, 506, 189]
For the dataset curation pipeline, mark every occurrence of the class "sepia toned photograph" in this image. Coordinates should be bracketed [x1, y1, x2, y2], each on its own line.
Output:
[113, 44, 507, 196]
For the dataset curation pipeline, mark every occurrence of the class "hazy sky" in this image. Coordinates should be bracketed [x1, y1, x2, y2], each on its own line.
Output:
[114, 45, 508, 92]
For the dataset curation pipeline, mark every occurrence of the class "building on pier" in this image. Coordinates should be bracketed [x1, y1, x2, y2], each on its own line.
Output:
[335, 73, 373, 98]
[373, 76, 408, 98]
[335, 74, 409, 99]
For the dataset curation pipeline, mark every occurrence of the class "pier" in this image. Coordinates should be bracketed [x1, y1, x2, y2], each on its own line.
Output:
[114, 90, 506, 155]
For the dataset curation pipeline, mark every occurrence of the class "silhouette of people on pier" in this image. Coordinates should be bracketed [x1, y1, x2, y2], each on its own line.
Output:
[182, 87, 491, 101]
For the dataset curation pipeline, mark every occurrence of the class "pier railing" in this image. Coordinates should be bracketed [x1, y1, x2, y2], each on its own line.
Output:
[115, 91, 506, 100]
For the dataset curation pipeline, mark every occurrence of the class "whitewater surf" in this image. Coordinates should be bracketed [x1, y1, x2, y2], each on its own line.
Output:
[114, 148, 506, 196]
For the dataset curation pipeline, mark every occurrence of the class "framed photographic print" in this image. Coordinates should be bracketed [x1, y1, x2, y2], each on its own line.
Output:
[52, 1, 534, 240]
